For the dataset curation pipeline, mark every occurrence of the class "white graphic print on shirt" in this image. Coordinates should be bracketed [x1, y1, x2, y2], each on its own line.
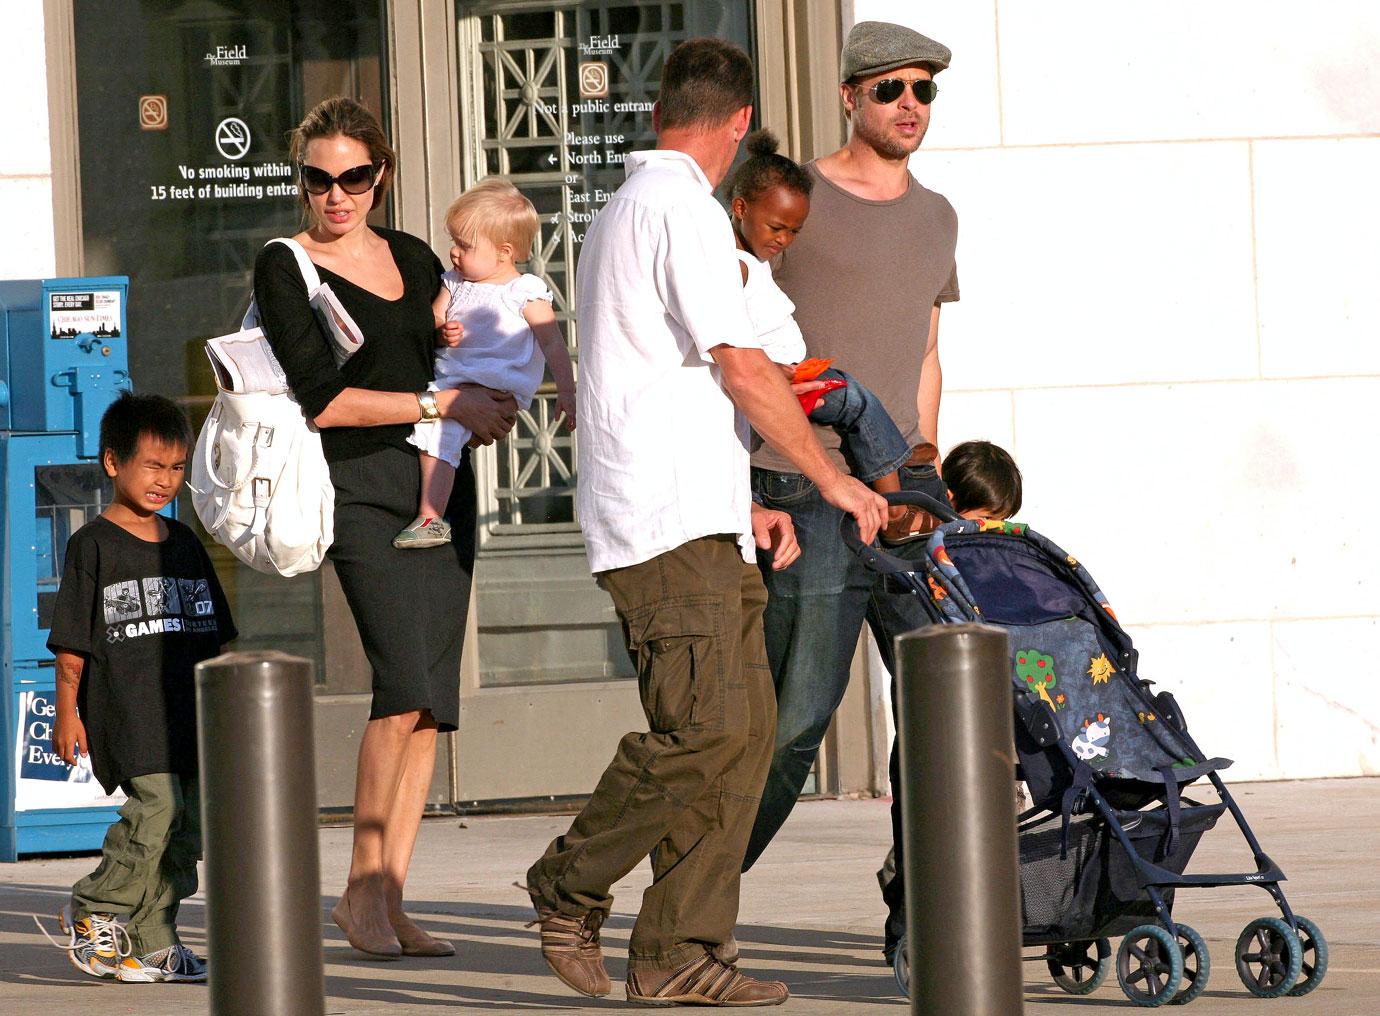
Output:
[102, 575, 217, 642]
[103, 581, 143, 623]
[143, 576, 182, 616]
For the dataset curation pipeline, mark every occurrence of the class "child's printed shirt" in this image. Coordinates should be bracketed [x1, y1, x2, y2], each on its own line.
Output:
[47, 517, 237, 793]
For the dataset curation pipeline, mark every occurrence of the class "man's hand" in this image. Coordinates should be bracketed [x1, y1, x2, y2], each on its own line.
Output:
[818, 472, 887, 545]
[751, 503, 801, 570]
[52, 709, 88, 768]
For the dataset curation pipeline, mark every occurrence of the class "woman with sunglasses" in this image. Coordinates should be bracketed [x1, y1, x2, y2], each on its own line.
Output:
[252, 96, 517, 959]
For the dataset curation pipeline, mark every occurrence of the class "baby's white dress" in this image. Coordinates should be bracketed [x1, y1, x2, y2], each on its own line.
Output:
[408, 270, 554, 466]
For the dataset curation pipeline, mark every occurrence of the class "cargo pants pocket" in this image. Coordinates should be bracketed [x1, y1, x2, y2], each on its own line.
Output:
[621, 596, 725, 735]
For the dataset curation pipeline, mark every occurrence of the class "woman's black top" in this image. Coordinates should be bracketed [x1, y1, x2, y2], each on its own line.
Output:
[252, 227, 444, 462]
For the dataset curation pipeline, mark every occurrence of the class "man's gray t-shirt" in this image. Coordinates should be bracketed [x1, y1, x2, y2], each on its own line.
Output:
[751, 162, 959, 475]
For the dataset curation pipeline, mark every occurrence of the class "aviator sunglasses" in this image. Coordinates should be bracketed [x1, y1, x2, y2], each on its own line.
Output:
[299, 162, 381, 196]
[861, 77, 938, 105]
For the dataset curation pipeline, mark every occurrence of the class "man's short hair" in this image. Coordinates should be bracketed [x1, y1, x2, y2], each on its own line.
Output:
[99, 390, 193, 464]
[658, 38, 754, 131]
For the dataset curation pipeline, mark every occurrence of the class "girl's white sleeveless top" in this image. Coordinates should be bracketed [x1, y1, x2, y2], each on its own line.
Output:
[735, 249, 806, 365]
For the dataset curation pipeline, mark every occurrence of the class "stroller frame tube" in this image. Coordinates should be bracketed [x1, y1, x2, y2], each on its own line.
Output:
[1066, 743, 1297, 938]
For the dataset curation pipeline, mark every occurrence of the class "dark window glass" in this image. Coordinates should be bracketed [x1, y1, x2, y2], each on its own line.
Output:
[460, 0, 757, 532]
[73, 0, 390, 675]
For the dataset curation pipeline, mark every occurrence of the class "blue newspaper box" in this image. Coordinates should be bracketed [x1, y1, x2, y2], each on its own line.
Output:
[0, 277, 134, 860]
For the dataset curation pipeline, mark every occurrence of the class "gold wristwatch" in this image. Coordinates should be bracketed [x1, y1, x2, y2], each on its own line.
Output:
[416, 390, 440, 421]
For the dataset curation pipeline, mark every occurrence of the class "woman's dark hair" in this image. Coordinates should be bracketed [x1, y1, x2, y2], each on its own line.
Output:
[288, 96, 396, 210]
[944, 440, 1023, 518]
[99, 390, 194, 464]
[729, 129, 814, 203]
[658, 38, 755, 131]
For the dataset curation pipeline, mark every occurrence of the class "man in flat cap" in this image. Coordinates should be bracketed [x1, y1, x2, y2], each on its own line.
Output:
[743, 20, 959, 961]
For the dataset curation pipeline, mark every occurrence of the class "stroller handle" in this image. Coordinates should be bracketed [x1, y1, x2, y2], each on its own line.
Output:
[840, 491, 960, 575]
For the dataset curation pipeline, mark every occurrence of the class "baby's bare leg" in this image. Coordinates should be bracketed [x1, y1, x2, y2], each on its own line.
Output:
[417, 453, 457, 520]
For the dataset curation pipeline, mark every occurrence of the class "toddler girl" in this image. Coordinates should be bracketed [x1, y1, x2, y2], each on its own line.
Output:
[397, 178, 576, 547]
[730, 131, 921, 542]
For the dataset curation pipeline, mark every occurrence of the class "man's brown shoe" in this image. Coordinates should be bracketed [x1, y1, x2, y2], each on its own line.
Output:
[627, 949, 788, 1006]
[528, 904, 610, 997]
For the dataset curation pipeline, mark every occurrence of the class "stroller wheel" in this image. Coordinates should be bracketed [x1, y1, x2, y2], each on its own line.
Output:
[893, 932, 909, 997]
[1168, 924, 1210, 1005]
[1116, 925, 1184, 1008]
[1285, 916, 1328, 997]
[1046, 938, 1111, 995]
[1234, 917, 1302, 997]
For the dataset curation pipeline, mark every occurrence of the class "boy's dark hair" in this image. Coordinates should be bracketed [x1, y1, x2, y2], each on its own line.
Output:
[944, 440, 1023, 518]
[99, 391, 194, 464]
[730, 129, 814, 202]
[658, 38, 754, 131]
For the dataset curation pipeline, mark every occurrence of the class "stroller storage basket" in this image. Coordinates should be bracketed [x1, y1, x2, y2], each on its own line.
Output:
[1021, 802, 1225, 945]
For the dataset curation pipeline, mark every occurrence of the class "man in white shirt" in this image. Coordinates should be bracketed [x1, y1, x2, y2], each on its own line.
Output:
[524, 38, 884, 1008]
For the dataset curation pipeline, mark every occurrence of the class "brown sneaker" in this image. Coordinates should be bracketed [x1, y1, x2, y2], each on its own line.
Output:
[528, 904, 610, 997]
[627, 949, 788, 1007]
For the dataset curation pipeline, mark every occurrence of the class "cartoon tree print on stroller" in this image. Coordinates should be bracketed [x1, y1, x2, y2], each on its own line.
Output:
[846, 493, 1328, 1007]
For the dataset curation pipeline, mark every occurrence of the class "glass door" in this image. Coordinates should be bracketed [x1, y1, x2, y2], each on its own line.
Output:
[453, 0, 757, 803]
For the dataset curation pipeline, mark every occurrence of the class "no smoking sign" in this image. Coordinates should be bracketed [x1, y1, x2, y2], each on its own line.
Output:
[579, 61, 609, 98]
[215, 117, 251, 160]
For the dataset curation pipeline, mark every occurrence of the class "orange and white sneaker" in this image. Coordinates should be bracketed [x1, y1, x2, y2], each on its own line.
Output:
[34, 905, 130, 978]
[117, 943, 208, 983]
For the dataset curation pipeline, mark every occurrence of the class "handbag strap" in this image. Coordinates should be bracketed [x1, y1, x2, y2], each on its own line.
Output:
[242, 237, 323, 328]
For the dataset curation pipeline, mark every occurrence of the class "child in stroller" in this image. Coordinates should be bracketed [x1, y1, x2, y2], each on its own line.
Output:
[855, 445, 1328, 1007]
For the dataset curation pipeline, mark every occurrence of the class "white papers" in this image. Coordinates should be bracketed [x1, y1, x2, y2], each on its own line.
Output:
[205, 327, 290, 394]
[312, 282, 364, 366]
[205, 283, 364, 394]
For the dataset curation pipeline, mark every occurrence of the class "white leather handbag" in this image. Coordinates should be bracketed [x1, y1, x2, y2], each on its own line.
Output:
[189, 238, 335, 577]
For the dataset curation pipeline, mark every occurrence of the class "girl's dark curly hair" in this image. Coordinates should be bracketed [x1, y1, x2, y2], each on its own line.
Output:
[729, 129, 813, 203]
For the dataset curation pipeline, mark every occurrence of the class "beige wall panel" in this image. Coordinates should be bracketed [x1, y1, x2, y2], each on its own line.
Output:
[456, 683, 646, 801]
[995, 1, 1380, 145]
[1012, 379, 1380, 625]
[1274, 618, 1380, 778]
[1254, 137, 1380, 379]
[0, 178, 56, 277]
[912, 142, 1258, 391]
[850, 0, 1001, 150]
[1129, 621, 1280, 781]
[936, 388, 1014, 455]
[2, 0, 51, 177]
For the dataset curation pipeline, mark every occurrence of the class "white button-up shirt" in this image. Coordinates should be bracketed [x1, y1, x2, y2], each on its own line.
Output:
[574, 149, 762, 573]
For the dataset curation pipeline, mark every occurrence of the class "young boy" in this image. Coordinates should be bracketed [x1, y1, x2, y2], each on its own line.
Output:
[943, 440, 1023, 520]
[40, 391, 236, 982]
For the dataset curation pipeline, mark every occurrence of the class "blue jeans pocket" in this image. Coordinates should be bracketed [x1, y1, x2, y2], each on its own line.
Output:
[754, 471, 816, 506]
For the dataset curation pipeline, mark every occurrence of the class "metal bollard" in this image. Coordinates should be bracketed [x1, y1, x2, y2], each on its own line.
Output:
[196, 651, 325, 1016]
[896, 624, 1023, 1016]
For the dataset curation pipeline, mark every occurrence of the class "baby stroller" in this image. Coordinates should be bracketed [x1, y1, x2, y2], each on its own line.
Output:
[848, 493, 1328, 1007]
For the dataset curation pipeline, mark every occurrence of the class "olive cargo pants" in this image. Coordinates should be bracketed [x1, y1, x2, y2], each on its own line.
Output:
[527, 535, 776, 971]
[71, 771, 201, 955]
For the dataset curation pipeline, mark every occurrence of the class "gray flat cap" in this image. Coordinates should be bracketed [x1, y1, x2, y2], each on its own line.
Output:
[840, 21, 951, 81]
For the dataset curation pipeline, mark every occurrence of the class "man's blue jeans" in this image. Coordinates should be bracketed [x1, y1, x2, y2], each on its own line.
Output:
[744, 462, 948, 922]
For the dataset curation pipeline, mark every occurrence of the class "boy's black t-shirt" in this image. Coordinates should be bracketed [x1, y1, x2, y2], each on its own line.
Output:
[46, 516, 237, 794]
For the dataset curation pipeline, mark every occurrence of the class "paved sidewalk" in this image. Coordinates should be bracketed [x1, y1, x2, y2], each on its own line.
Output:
[0, 778, 1375, 1014]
